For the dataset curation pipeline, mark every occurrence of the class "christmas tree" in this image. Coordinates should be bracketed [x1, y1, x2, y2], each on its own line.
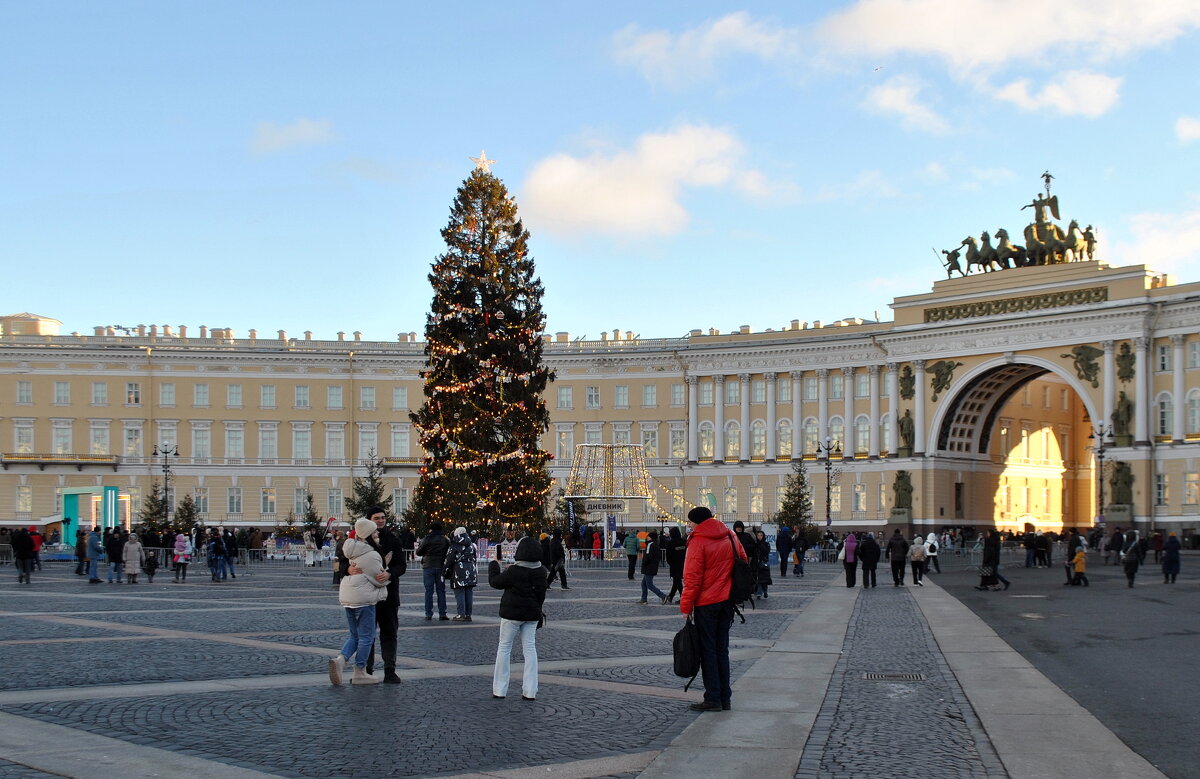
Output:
[409, 154, 554, 536]
[344, 454, 393, 526]
[773, 460, 820, 548]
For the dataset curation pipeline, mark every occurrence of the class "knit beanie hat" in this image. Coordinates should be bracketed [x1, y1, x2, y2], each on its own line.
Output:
[354, 519, 377, 540]
[687, 506, 713, 523]
[453, 526, 468, 538]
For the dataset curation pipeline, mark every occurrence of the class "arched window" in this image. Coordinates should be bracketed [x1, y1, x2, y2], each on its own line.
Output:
[828, 417, 845, 451]
[854, 415, 870, 454]
[725, 421, 741, 460]
[802, 418, 818, 455]
[1188, 389, 1200, 435]
[698, 422, 714, 459]
[1156, 392, 1173, 436]
[750, 420, 767, 459]
[776, 419, 793, 459]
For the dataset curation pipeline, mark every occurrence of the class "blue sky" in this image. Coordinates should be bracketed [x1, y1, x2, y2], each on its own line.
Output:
[3, 1, 1199, 341]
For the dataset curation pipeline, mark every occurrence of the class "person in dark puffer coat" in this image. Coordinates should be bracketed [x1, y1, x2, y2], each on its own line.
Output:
[489, 536, 548, 700]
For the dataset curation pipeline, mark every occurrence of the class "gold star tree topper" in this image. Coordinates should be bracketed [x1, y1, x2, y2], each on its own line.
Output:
[470, 150, 496, 172]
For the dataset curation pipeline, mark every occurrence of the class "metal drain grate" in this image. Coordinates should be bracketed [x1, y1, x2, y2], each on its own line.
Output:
[863, 672, 926, 682]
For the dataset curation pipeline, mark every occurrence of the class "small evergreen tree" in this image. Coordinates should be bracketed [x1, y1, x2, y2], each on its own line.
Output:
[173, 493, 198, 534]
[300, 491, 329, 549]
[274, 511, 302, 541]
[773, 460, 820, 548]
[344, 453, 393, 524]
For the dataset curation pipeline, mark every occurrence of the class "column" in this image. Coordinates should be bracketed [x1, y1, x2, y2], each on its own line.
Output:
[790, 371, 802, 460]
[842, 367, 854, 459]
[714, 375, 726, 463]
[868, 365, 881, 458]
[1134, 338, 1149, 445]
[1102, 341, 1115, 428]
[887, 363, 899, 454]
[1173, 334, 1185, 442]
[913, 359, 927, 455]
[739, 373, 751, 462]
[817, 368, 829, 452]
[686, 376, 698, 463]
[765, 372, 777, 462]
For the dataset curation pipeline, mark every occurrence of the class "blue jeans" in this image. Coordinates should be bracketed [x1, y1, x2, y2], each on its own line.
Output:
[224, 556, 237, 578]
[423, 568, 447, 618]
[493, 618, 538, 698]
[454, 586, 474, 617]
[693, 601, 734, 705]
[640, 574, 665, 601]
[342, 606, 376, 668]
[210, 556, 226, 580]
[87, 558, 100, 579]
[107, 562, 123, 582]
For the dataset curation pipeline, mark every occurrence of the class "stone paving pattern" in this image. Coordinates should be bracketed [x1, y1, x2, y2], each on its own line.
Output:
[795, 585, 1006, 779]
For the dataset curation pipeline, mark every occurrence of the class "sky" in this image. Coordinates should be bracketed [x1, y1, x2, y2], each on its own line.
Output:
[3, 1, 1200, 342]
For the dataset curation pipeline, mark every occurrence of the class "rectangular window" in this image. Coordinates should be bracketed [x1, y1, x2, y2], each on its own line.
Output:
[51, 422, 72, 454]
[670, 428, 686, 459]
[1061, 389, 1069, 411]
[225, 427, 244, 459]
[193, 487, 208, 515]
[393, 488, 409, 514]
[293, 427, 311, 459]
[830, 374, 844, 400]
[159, 382, 175, 407]
[91, 382, 108, 405]
[16, 485, 33, 513]
[642, 384, 657, 407]
[16, 380, 33, 404]
[327, 385, 343, 410]
[192, 426, 211, 458]
[614, 385, 629, 409]
[584, 426, 602, 445]
[613, 426, 631, 445]
[1157, 344, 1172, 372]
[699, 382, 714, 405]
[54, 381, 71, 405]
[556, 427, 574, 460]
[227, 384, 242, 408]
[123, 426, 142, 456]
[750, 486, 763, 514]
[830, 485, 842, 515]
[723, 487, 738, 514]
[1184, 472, 1199, 505]
[260, 384, 276, 409]
[1155, 473, 1169, 506]
[1189, 341, 1200, 369]
[853, 483, 867, 512]
[1042, 386, 1051, 409]
[751, 380, 765, 403]
[724, 380, 739, 405]
[259, 427, 278, 459]
[671, 383, 685, 406]
[15, 423, 34, 454]
[557, 386, 572, 409]
[882, 372, 893, 397]
[294, 488, 307, 515]
[803, 377, 817, 401]
[360, 386, 376, 410]
[392, 386, 408, 411]
[328, 488, 343, 518]
[778, 379, 791, 403]
[879, 483, 888, 511]
[391, 425, 409, 457]
[294, 385, 309, 408]
[126, 382, 141, 405]
[227, 488, 243, 514]
[326, 427, 345, 460]
[699, 488, 714, 513]
[855, 373, 869, 398]
[89, 424, 109, 455]
[359, 426, 378, 459]
[641, 428, 659, 458]
[261, 488, 276, 515]
[585, 386, 601, 409]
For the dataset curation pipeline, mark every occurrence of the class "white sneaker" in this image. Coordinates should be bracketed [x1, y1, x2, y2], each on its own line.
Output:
[328, 654, 345, 686]
[352, 667, 382, 685]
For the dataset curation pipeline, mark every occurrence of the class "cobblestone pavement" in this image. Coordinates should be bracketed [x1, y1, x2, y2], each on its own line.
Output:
[795, 585, 1007, 779]
[0, 557, 837, 777]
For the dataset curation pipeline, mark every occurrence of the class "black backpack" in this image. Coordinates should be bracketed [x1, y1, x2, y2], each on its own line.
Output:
[672, 616, 702, 691]
[727, 534, 755, 620]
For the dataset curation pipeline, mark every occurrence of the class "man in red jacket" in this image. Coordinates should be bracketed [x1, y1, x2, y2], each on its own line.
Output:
[680, 506, 747, 712]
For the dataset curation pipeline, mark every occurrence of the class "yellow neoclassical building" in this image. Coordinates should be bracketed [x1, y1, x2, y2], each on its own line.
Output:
[2, 259, 1199, 541]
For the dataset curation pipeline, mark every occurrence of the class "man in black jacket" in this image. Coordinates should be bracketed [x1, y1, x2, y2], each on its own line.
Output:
[858, 532, 881, 588]
[362, 506, 406, 683]
[885, 528, 909, 586]
[416, 522, 450, 621]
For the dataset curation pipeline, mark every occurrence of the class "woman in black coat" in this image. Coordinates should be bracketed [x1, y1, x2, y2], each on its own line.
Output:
[12, 528, 35, 584]
[976, 529, 1002, 590]
[105, 529, 126, 583]
[489, 536, 548, 700]
[753, 529, 773, 598]
[858, 532, 881, 589]
[664, 526, 686, 604]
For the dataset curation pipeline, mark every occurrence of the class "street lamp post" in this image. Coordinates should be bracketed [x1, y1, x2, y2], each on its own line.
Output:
[152, 444, 178, 529]
[817, 436, 841, 527]
[1089, 424, 1112, 528]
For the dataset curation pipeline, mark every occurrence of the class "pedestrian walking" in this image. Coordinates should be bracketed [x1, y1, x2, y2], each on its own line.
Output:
[172, 532, 192, 583]
[416, 522, 450, 621]
[839, 532, 858, 587]
[1162, 532, 1181, 583]
[753, 528, 772, 599]
[624, 530, 640, 580]
[1070, 546, 1089, 586]
[546, 529, 569, 589]
[86, 526, 104, 583]
[664, 526, 686, 604]
[638, 530, 668, 604]
[446, 527, 478, 621]
[776, 525, 793, 579]
[792, 527, 807, 578]
[123, 532, 145, 584]
[909, 535, 926, 586]
[105, 528, 125, 583]
[223, 529, 239, 579]
[1123, 543, 1140, 587]
[924, 532, 941, 574]
[489, 537, 548, 700]
[858, 532, 880, 588]
[73, 529, 88, 576]
[886, 528, 909, 586]
[975, 529, 1003, 590]
[206, 529, 226, 582]
[12, 528, 34, 584]
[328, 518, 389, 686]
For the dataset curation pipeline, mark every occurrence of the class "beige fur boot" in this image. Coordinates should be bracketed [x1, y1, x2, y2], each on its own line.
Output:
[351, 667, 381, 685]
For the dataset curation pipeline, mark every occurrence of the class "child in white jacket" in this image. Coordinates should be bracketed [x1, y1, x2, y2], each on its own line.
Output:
[329, 519, 389, 686]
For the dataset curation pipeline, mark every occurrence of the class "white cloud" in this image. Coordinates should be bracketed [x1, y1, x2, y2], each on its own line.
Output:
[995, 71, 1122, 116]
[819, 0, 1200, 72]
[1177, 116, 1200, 143]
[522, 125, 773, 238]
[251, 119, 336, 154]
[1114, 206, 1200, 275]
[863, 75, 948, 132]
[613, 12, 796, 86]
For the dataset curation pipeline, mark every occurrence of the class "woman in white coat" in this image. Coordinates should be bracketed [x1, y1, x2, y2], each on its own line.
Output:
[329, 519, 389, 686]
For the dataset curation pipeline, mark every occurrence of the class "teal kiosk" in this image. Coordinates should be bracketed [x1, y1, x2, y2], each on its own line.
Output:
[60, 486, 126, 540]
